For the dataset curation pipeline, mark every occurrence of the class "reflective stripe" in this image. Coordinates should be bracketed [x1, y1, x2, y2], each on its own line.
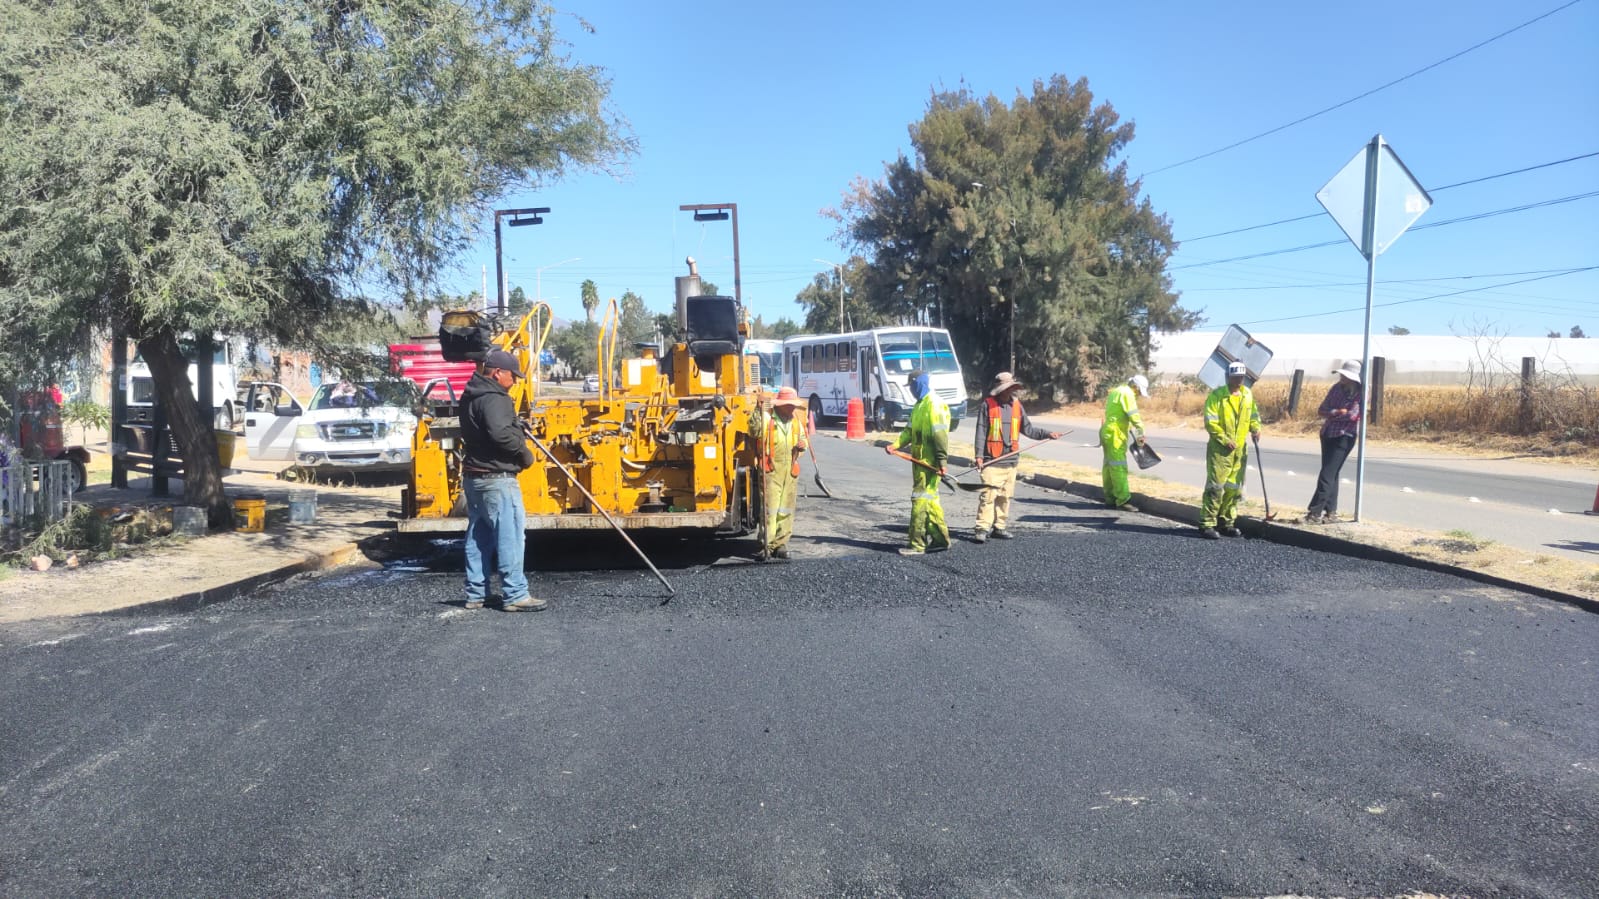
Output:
[1107, 460, 1127, 468]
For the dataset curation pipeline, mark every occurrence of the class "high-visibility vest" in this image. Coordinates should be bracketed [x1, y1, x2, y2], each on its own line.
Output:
[763, 413, 805, 477]
[984, 396, 1022, 460]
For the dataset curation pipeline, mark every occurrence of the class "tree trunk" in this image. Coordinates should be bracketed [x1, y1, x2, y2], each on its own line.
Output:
[136, 330, 230, 528]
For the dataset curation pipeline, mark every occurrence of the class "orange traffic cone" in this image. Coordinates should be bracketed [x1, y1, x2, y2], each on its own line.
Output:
[845, 397, 866, 439]
[1587, 482, 1599, 516]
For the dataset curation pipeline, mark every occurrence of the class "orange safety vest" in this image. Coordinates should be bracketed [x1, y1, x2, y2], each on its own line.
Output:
[763, 412, 805, 477]
[984, 396, 1022, 460]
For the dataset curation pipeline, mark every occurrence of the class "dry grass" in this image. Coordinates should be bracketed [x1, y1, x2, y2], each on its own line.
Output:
[1045, 380, 1599, 463]
[1016, 455, 1599, 602]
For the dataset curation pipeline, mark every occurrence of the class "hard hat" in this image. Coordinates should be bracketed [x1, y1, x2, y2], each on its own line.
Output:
[1226, 361, 1248, 378]
[1129, 374, 1149, 397]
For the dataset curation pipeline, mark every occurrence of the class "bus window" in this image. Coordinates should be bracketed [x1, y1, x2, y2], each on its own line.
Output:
[838, 342, 853, 372]
[823, 343, 836, 373]
[801, 345, 813, 373]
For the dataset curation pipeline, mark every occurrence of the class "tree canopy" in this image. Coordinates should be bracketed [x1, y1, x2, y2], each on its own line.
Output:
[0, 0, 633, 521]
[830, 76, 1197, 401]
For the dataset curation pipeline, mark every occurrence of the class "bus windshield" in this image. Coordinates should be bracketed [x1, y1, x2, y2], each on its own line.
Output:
[876, 330, 959, 374]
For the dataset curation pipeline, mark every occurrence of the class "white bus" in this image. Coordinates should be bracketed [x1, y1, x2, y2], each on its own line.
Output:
[744, 339, 784, 391]
[783, 327, 968, 431]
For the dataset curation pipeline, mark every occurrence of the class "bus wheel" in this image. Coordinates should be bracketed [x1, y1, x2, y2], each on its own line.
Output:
[873, 398, 893, 433]
[808, 394, 825, 426]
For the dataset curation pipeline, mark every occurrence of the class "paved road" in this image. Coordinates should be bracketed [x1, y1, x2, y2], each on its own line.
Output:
[976, 415, 1599, 564]
[3, 439, 1595, 896]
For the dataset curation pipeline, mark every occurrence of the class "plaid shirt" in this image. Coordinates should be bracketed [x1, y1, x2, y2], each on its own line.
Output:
[1318, 381, 1362, 439]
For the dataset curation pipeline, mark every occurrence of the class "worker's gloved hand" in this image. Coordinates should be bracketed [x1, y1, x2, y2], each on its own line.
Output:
[939, 467, 948, 476]
[883, 445, 895, 455]
[1224, 440, 1237, 453]
[1049, 431, 1063, 439]
[1135, 436, 1146, 446]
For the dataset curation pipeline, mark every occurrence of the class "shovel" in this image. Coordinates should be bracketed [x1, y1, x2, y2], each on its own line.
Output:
[805, 410, 834, 498]
[950, 432, 1071, 478]
[1130, 438, 1162, 470]
[1251, 433, 1277, 523]
[884, 445, 989, 493]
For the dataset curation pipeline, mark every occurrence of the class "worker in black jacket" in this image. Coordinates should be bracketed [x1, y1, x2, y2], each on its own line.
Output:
[459, 349, 542, 611]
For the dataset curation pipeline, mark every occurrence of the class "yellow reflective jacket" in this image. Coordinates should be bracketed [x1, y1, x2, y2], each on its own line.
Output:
[1103, 384, 1144, 441]
[752, 406, 808, 477]
[898, 392, 950, 468]
[1203, 385, 1260, 447]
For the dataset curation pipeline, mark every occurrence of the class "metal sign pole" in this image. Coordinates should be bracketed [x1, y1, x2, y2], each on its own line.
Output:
[1354, 135, 1381, 523]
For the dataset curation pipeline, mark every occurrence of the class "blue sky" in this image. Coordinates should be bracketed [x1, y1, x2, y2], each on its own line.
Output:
[456, 0, 1599, 338]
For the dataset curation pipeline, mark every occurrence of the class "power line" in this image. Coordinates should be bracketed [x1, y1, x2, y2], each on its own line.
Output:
[1177, 150, 1599, 242]
[1142, 0, 1585, 177]
[1172, 190, 1599, 270]
[1182, 267, 1590, 291]
[1239, 266, 1599, 325]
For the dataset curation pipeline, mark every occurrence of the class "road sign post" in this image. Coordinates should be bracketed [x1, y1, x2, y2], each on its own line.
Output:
[1316, 135, 1431, 522]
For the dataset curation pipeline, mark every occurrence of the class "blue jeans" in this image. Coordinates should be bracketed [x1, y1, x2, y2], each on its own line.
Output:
[464, 476, 529, 603]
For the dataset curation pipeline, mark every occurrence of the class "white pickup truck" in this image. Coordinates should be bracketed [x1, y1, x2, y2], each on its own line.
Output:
[243, 380, 419, 473]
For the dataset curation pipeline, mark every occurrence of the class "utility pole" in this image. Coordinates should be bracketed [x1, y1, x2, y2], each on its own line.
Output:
[814, 258, 846, 331]
[492, 207, 549, 315]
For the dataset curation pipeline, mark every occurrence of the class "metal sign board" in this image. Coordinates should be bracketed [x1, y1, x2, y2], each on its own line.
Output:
[1198, 324, 1274, 389]
[1316, 136, 1432, 258]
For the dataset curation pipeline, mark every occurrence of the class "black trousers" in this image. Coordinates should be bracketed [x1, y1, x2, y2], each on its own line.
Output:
[1308, 434, 1355, 515]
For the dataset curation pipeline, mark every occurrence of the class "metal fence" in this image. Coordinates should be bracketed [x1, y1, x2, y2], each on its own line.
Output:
[1, 459, 74, 531]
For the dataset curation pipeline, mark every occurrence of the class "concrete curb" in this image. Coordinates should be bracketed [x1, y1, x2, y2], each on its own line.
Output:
[1024, 473, 1599, 615]
[94, 539, 370, 619]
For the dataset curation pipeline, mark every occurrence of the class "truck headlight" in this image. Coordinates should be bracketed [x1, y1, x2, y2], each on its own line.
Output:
[296, 424, 318, 440]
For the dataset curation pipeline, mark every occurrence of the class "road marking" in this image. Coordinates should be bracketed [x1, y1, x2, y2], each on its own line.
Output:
[1549, 509, 1563, 515]
[126, 624, 173, 635]
[1469, 497, 1481, 503]
[29, 634, 86, 647]
[1285, 470, 1297, 476]
[1402, 487, 1415, 493]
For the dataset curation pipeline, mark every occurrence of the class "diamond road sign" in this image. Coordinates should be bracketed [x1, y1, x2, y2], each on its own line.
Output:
[1316, 136, 1432, 258]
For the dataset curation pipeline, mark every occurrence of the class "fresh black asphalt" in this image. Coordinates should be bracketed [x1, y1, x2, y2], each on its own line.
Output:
[2, 439, 1595, 897]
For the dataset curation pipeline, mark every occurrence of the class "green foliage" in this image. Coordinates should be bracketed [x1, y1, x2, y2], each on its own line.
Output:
[549, 321, 599, 376]
[793, 256, 883, 333]
[1388, 326, 1411, 335]
[61, 397, 110, 443]
[580, 279, 600, 322]
[749, 315, 802, 340]
[832, 76, 1197, 401]
[618, 290, 658, 347]
[0, 0, 634, 507]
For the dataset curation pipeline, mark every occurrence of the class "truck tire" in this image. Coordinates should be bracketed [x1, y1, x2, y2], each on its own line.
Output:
[873, 398, 894, 433]
[68, 459, 87, 494]
[808, 394, 825, 427]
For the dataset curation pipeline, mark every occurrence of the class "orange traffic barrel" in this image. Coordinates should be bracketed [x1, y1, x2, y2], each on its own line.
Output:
[845, 397, 866, 439]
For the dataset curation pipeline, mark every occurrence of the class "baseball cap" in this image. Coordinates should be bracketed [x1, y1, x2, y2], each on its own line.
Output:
[483, 349, 523, 378]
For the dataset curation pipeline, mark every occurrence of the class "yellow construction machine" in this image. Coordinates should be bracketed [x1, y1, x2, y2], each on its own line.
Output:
[398, 256, 765, 539]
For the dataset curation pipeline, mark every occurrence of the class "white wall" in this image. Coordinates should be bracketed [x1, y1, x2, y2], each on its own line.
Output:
[1151, 331, 1599, 386]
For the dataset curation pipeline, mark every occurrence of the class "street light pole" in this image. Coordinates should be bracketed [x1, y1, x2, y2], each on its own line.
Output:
[536, 256, 581, 307]
[492, 206, 549, 315]
[814, 258, 846, 331]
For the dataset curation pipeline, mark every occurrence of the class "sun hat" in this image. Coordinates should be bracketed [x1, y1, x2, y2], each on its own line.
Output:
[1129, 374, 1150, 397]
[988, 371, 1023, 396]
[771, 386, 803, 408]
[483, 349, 522, 378]
[1226, 361, 1248, 377]
[1332, 359, 1362, 383]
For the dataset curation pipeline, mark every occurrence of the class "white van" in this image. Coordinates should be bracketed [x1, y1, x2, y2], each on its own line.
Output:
[126, 340, 242, 431]
[783, 327, 968, 431]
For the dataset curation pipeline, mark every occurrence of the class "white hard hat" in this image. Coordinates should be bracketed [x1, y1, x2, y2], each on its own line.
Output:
[1129, 374, 1149, 397]
[1226, 361, 1248, 377]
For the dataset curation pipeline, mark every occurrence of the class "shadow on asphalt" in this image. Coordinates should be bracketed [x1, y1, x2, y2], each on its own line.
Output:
[364, 530, 760, 573]
[1546, 539, 1599, 556]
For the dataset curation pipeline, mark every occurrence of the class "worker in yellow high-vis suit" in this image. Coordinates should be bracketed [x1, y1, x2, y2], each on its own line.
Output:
[751, 386, 809, 560]
[1200, 361, 1261, 539]
[1100, 374, 1150, 512]
[886, 369, 951, 556]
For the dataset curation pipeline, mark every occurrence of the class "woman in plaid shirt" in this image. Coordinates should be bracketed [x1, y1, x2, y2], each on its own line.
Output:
[1306, 360, 1364, 523]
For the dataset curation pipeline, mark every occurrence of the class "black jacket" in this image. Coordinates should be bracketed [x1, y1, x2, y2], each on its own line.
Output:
[973, 396, 1053, 465]
[460, 373, 535, 474]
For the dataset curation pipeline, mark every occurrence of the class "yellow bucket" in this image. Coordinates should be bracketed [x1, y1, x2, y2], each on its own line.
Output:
[215, 429, 237, 469]
[233, 496, 266, 533]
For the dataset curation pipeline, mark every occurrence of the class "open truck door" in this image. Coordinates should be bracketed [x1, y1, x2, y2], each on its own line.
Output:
[243, 382, 303, 462]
